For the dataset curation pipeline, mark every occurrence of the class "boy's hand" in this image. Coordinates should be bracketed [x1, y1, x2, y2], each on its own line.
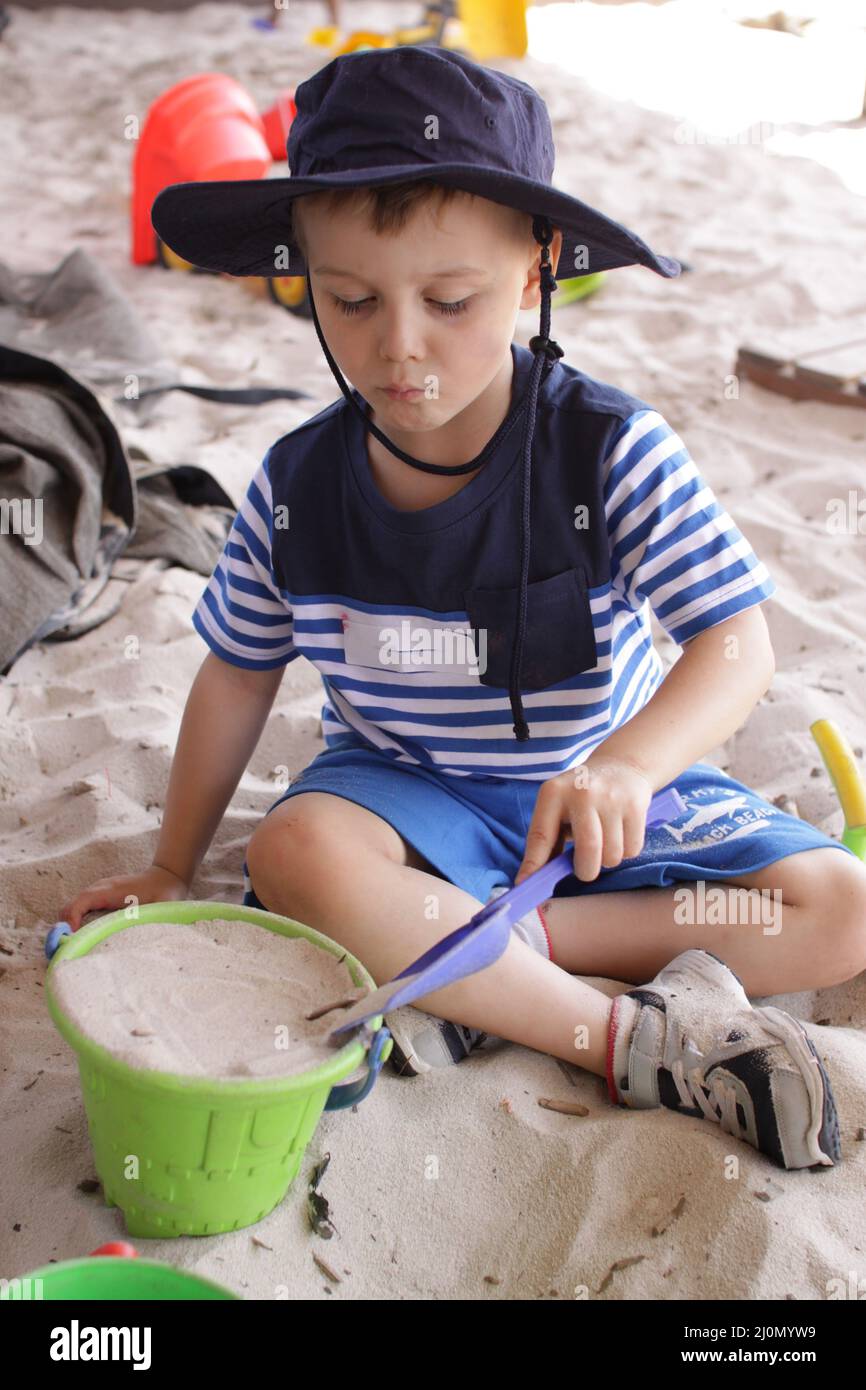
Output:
[514, 755, 654, 886]
[57, 864, 190, 932]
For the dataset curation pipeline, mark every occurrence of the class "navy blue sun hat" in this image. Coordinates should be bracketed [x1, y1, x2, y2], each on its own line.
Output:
[152, 46, 682, 741]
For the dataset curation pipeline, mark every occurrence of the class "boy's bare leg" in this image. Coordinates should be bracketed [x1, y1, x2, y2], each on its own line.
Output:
[247, 813, 613, 1077]
[538, 846, 866, 995]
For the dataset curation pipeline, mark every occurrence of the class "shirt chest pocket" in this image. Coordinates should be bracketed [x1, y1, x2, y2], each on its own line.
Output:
[463, 567, 598, 692]
[342, 613, 477, 676]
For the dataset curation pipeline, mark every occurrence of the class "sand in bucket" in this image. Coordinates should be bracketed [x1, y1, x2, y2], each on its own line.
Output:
[46, 911, 385, 1237]
[49, 919, 368, 1080]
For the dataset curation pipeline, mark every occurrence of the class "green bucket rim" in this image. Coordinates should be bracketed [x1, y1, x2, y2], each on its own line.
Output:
[1, 1255, 239, 1300]
[45, 900, 382, 1101]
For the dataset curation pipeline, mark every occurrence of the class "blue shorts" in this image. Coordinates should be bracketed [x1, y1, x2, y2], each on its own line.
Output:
[241, 730, 854, 910]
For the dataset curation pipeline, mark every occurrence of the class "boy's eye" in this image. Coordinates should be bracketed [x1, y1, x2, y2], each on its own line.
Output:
[331, 295, 470, 318]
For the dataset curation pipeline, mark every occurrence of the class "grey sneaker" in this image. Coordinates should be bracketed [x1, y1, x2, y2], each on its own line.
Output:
[606, 948, 841, 1170]
[385, 1003, 488, 1077]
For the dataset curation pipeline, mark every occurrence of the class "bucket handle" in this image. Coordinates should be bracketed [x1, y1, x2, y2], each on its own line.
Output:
[324, 1024, 392, 1111]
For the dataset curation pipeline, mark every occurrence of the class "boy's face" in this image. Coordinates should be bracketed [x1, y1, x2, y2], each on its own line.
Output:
[294, 191, 562, 435]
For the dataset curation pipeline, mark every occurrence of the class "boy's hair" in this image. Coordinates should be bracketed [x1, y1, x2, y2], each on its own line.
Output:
[290, 180, 532, 259]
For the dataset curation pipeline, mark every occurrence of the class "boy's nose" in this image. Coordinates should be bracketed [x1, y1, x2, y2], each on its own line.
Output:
[377, 313, 425, 366]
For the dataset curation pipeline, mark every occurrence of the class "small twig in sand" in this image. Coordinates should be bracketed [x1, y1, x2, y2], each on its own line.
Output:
[537, 1097, 589, 1116]
[597, 1254, 646, 1294]
[305, 993, 364, 1022]
[651, 1194, 686, 1235]
[313, 1253, 342, 1283]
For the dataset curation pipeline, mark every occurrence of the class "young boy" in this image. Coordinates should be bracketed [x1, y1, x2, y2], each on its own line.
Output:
[64, 48, 866, 1172]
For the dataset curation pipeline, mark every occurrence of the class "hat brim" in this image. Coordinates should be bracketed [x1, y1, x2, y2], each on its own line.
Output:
[150, 162, 682, 282]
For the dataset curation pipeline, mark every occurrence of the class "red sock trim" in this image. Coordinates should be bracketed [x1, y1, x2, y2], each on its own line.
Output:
[605, 994, 622, 1105]
[536, 902, 554, 964]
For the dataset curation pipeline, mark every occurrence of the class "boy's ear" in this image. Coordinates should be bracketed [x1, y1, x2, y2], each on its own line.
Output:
[549, 227, 563, 278]
[521, 226, 564, 309]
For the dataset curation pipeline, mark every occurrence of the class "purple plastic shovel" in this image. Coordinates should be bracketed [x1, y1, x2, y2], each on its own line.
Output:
[325, 785, 686, 1042]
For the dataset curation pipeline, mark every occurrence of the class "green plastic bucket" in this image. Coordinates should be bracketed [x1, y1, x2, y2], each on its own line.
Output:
[45, 901, 391, 1239]
[1, 1256, 236, 1300]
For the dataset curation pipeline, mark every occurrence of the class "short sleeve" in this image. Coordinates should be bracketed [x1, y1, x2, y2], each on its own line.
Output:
[191, 448, 298, 670]
[603, 409, 776, 645]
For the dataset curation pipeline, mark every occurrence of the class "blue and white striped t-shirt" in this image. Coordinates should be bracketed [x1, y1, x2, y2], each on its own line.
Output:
[192, 342, 776, 780]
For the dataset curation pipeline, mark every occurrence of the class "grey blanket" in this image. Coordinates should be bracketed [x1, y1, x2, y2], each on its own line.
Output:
[0, 247, 306, 676]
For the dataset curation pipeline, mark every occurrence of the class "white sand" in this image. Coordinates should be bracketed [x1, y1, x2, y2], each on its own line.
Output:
[2, 2, 866, 1299]
[48, 920, 365, 1079]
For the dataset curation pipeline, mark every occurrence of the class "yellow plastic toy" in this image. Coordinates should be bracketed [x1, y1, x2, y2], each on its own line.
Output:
[450, 0, 528, 60]
[308, 0, 528, 62]
[810, 718, 866, 860]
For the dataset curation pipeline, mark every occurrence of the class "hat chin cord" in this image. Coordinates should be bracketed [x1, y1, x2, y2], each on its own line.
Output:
[304, 214, 564, 742]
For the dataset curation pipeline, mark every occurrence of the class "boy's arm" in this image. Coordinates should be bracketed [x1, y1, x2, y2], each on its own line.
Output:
[151, 652, 285, 888]
[586, 606, 775, 793]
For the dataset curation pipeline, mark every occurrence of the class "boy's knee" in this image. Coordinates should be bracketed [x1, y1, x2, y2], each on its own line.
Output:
[246, 807, 329, 902]
[249, 804, 317, 859]
[246, 796, 402, 912]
